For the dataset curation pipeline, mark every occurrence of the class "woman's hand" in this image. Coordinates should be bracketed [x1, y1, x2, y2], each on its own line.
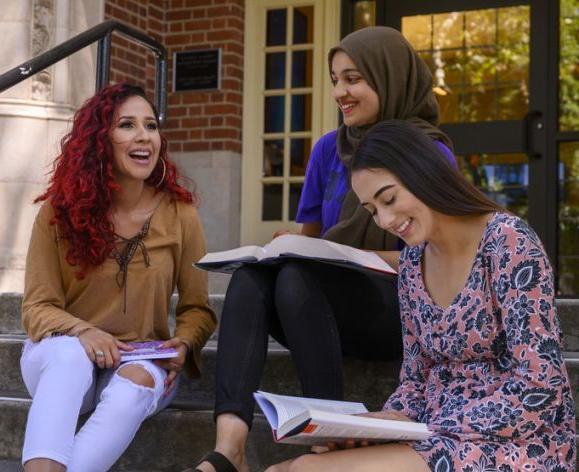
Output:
[154, 337, 189, 394]
[78, 327, 133, 369]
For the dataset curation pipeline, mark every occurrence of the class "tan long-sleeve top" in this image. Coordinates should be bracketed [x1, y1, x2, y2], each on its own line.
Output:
[22, 197, 217, 377]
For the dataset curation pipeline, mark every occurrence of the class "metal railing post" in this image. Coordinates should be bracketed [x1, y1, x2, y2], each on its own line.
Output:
[96, 32, 112, 92]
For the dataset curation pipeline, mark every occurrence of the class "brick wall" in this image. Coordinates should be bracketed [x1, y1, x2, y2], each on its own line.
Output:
[105, 0, 244, 153]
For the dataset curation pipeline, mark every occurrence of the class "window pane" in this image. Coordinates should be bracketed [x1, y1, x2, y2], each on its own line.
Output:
[290, 138, 311, 176]
[403, 16, 431, 51]
[354, 1, 376, 31]
[264, 96, 285, 133]
[465, 47, 496, 86]
[267, 9, 287, 46]
[465, 9, 496, 47]
[289, 183, 303, 220]
[290, 94, 312, 132]
[265, 53, 286, 90]
[292, 50, 313, 88]
[560, 0, 579, 131]
[403, 6, 530, 124]
[293, 6, 313, 44]
[263, 139, 284, 177]
[457, 153, 528, 219]
[498, 86, 528, 120]
[433, 12, 464, 49]
[263, 184, 283, 220]
[558, 142, 579, 295]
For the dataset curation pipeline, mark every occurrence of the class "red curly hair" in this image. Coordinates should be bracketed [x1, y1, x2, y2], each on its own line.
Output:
[36, 83, 195, 278]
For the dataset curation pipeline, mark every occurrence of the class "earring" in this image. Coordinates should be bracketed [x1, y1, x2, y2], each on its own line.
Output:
[155, 158, 167, 188]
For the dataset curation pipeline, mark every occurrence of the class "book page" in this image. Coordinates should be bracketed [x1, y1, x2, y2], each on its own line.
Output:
[197, 245, 265, 264]
[263, 234, 396, 274]
[282, 410, 431, 445]
[254, 391, 368, 433]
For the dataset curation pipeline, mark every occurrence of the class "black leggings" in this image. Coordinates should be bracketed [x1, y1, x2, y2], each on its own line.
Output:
[214, 260, 402, 428]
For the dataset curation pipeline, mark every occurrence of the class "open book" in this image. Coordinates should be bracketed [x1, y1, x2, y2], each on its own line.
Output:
[254, 391, 431, 446]
[195, 234, 396, 276]
[120, 341, 179, 362]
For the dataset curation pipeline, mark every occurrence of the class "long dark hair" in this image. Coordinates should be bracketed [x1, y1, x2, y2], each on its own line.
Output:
[351, 120, 503, 216]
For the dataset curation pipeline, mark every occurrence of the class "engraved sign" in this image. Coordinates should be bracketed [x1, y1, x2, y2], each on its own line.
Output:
[173, 49, 221, 91]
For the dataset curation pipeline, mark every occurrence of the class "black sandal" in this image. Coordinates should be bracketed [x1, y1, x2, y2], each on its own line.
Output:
[183, 450, 238, 472]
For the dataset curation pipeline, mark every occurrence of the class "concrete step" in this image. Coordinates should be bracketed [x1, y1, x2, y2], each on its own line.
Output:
[0, 397, 308, 471]
[1, 398, 578, 471]
[1, 333, 578, 420]
[2, 292, 578, 350]
[0, 334, 401, 412]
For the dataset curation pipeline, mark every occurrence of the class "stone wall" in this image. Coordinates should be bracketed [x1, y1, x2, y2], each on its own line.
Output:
[0, 0, 104, 292]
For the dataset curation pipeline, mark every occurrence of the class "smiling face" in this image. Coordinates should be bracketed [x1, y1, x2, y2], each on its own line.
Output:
[331, 50, 380, 127]
[108, 95, 161, 184]
[351, 168, 436, 246]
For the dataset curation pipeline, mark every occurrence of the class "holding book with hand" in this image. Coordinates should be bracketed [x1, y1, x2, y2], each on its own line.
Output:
[196, 234, 397, 276]
[254, 391, 431, 447]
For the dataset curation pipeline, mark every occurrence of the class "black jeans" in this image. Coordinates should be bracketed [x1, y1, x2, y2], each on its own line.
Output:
[214, 260, 401, 428]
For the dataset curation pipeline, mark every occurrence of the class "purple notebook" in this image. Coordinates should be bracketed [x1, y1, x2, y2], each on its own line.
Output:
[120, 340, 179, 362]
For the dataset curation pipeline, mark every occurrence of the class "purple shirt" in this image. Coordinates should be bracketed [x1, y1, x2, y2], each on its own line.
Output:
[296, 130, 456, 236]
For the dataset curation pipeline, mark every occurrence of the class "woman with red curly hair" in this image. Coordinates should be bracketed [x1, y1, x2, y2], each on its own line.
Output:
[20, 83, 216, 472]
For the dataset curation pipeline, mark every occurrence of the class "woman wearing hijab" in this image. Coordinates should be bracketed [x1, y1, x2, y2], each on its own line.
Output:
[187, 27, 455, 472]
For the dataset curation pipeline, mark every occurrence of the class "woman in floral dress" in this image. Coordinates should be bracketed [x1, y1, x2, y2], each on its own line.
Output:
[266, 120, 576, 472]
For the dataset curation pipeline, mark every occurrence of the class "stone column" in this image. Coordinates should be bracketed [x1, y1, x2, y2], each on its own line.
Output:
[0, 0, 104, 292]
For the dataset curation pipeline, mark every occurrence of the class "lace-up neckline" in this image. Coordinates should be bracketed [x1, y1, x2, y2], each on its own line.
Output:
[111, 218, 152, 314]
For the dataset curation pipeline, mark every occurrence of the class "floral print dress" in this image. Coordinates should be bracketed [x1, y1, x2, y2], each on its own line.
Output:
[384, 213, 576, 471]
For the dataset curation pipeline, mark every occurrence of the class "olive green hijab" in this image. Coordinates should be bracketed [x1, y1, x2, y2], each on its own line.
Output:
[323, 26, 453, 250]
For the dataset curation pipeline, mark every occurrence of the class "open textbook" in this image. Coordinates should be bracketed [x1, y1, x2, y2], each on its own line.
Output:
[254, 391, 431, 446]
[195, 234, 396, 275]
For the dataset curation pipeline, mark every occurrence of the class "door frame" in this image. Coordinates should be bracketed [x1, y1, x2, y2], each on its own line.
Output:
[241, 0, 340, 245]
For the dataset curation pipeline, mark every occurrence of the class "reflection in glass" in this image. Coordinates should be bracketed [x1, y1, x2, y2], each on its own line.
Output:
[292, 50, 313, 88]
[433, 12, 463, 49]
[263, 184, 283, 221]
[403, 16, 431, 51]
[289, 183, 303, 220]
[264, 96, 285, 133]
[465, 9, 495, 46]
[293, 6, 313, 44]
[263, 140, 284, 177]
[291, 94, 312, 132]
[354, 1, 376, 30]
[560, 0, 579, 131]
[402, 6, 530, 123]
[267, 9, 287, 46]
[465, 48, 496, 85]
[498, 87, 527, 120]
[462, 88, 495, 122]
[266, 53, 286, 90]
[457, 153, 528, 219]
[290, 138, 311, 176]
[558, 142, 579, 295]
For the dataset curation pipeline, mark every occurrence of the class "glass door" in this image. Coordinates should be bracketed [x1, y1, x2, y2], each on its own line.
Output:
[377, 0, 555, 270]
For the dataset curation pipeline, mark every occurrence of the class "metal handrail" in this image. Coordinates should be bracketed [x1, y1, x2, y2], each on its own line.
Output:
[0, 19, 168, 123]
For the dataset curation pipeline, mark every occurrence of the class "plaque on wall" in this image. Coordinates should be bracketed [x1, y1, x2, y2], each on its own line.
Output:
[173, 49, 221, 92]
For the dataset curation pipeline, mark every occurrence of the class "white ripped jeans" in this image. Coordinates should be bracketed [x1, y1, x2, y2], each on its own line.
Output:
[20, 335, 178, 471]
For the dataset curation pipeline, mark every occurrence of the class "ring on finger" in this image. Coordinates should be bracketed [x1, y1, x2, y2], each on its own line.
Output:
[95, 350, 105, 357]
